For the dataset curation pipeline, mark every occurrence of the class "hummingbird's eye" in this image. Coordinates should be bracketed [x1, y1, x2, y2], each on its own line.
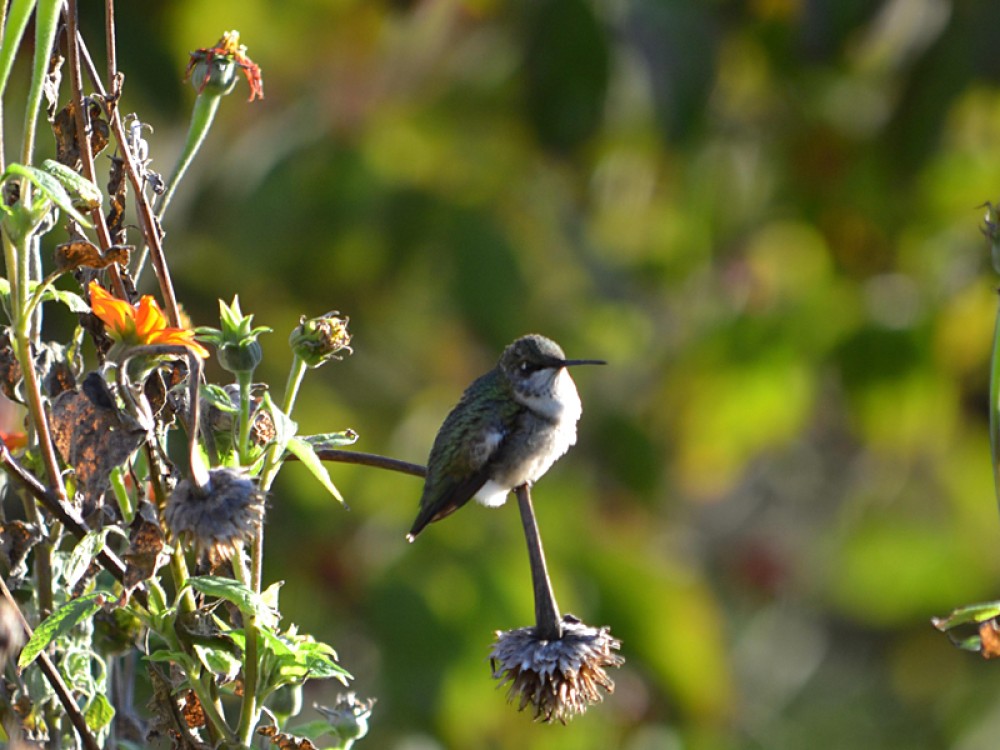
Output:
[519, 361, 532, 374]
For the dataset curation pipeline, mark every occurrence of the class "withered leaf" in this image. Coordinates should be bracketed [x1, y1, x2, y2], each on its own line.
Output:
[257, 725, 318, 750]
[55, 240, 131, 272]
[0, 521, 41, 577]
[181, 690, 206, 729]
[52, 99, 110, 168]
[0, 333, 21, 402]
[980, 620, 1000, 659]
[123, 501, 168, 593]
[50, 384, 145, 504]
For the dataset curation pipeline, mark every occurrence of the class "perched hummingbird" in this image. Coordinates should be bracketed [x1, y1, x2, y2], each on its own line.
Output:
[406, 334, 604, 541]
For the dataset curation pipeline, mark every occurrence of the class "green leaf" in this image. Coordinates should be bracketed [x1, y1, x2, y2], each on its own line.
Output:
[64, 529, 110, 591]
[39, 286, 89, 313]
[144, 648, 197, 672]
[202, 383, 238, 413]
[193, 643, 241, 681]
[1, 163, 92, 228]
[40, 160, 102, 210]
[18, 592, 104, 668]
[932, 601, 1000, 631]
[83, 692, 115, 731]
[260, 628, 352, 688]
[302, 430, 360, 450]
[263, 392, 297, 445]
[286, 436, 347, 507]
[186, 575, 277, 625]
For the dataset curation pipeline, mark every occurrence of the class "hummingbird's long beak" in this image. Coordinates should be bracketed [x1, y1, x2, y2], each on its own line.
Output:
[560, 358, 607, 367]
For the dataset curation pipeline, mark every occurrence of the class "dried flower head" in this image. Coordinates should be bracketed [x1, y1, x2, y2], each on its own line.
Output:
[490, 614, 623, 723]
[314, 693, 376, 747]
[186, 30, 264, 102]
[289, 312, 352, 368]
[164, 467, 264, 560]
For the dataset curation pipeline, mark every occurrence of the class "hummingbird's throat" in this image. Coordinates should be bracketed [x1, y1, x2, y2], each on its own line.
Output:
[515, 367, 582, 422]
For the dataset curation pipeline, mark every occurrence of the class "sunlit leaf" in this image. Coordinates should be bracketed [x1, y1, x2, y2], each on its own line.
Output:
[18, 592, 104, 669]
[83, 693, 114, 731]
[285, 436, 346, 507]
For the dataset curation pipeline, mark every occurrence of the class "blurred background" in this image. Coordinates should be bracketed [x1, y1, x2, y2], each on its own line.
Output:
[52, 0, 1000, 747]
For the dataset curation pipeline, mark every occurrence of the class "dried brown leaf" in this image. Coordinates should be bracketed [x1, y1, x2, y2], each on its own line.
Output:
[980, 620, 1000, 659]
[50, 383, 145, 504]
[123, 501, 168, 592]
[55, 240, 131, 272]
[180, 690, 206, 729]
[52, 99, 109, 168]
[0, 521, 41, 577]
[257, 725, 318, 750]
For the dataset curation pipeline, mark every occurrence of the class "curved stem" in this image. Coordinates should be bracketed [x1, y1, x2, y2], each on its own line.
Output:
[19, 0, 60, 169]
[515, 485, 562, 641]
[155, 93, 222, 222]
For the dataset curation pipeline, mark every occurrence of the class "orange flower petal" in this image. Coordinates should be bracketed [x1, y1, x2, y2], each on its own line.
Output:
[134, 295, 169, 340]
[88, 281, 134, 337]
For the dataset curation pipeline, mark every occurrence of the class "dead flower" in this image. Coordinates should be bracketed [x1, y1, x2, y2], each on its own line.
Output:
[490, 614, 623, 723]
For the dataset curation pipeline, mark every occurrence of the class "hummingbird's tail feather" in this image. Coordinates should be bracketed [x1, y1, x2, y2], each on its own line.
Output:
[406, 467, 491, 541]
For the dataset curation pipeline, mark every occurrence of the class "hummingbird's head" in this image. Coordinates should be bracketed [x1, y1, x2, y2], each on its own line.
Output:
[500, 334, 605, 397]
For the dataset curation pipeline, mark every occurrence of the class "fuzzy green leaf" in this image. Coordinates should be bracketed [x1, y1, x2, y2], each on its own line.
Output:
[40, 160, 102, 210]
[18, 592, 104, 669]
[1, 163, 92, 227]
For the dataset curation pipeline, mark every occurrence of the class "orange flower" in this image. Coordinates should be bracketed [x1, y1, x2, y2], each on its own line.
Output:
[88, 281, 209, 358]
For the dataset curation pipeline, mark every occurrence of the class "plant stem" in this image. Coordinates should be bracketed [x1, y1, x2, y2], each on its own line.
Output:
[237, 369, 253, 466]
[515, 484, 562, 641]
[233, 551, 260, 746]
[155, 92, 222, 222]
[65, 0, 126, 297]
[19, 0, 60, 169]
[991, 294, 1000, 513]
[109, 466, 134, 524]
[252, 355, 308, 591]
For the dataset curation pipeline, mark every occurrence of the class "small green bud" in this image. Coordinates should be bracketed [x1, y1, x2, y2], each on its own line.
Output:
[196, 296, 271, 375]
[289, 312, 352, 368]
[217, 338, 262, 374]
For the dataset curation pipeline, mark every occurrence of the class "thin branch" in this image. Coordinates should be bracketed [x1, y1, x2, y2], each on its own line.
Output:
[515, 484, 562, 641]
[104, 0, 117, 85]
[311, 448, 426, 478]
[72, 28, 181, 326]
[0, 442, 129, 585]
[0, 576, 102, 750]
[65, 0, 127, 297]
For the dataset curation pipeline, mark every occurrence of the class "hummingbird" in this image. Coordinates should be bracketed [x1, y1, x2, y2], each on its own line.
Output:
[406, 334, 604, 541]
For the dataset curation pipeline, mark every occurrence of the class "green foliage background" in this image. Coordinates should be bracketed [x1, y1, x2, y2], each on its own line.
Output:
[65, 0, 1000, 747]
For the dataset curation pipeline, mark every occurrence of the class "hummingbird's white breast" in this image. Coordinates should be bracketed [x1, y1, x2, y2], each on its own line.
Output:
[473, 367, 583, 508]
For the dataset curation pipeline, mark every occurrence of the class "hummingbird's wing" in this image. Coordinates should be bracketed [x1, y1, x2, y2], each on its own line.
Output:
[407, 374, 509, 541]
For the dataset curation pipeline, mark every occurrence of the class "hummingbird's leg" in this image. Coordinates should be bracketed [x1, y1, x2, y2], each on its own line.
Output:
[515, 484, 563, 640]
